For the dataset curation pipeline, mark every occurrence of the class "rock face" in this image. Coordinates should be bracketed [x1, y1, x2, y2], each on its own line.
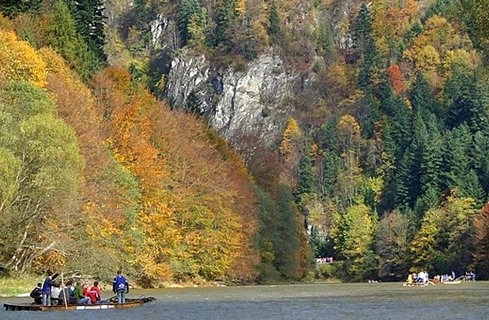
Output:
[102, 2, 298, 146]
[165, 49, 296, 146]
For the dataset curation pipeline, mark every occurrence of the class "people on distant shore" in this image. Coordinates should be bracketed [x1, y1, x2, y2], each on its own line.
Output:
[406, 274, 413, 286]
[113, 270, 129, 303]
[465, 271, 476, 282]
[316, 257, 334, 264]
[415, 271, 429, 284]
[30, 282, 42, 304]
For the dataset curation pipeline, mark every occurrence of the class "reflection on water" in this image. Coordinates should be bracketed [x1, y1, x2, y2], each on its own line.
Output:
[1, 282, 488, 320]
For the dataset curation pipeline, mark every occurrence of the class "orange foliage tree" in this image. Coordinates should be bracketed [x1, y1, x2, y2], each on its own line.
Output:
[39, 48, 141, 278]
[387, 64, 405, 94]
[91, 66, 259, 285]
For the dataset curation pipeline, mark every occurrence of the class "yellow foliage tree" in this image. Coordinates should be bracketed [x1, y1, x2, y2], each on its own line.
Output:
[279, 117, 302, 188]
[0, 30, 46, 88]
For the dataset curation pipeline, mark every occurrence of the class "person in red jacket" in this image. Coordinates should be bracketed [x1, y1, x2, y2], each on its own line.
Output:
[88, 281, 102, 304]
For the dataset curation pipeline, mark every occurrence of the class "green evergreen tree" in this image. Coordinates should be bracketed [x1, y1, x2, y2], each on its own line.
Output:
[443, 125, 473, 192]
[322, 152, 340, 201]
[296, 153, 314, 204]
[414, 186, 440, 219]
[443, 126, 485, 204]
[472, 131, 489, 193]
[350, 3, 378, 89]
[274, 185, 303, 279]
[213, 0, 235, 47]
[268, 1, 281, 42]
[186, 91, 204, 116]
[319, 118, 339, 154]
[385, 96, 413, 163]
[360, 93, 381, 139]
[0, 0, 42, 16]
[459, 0, 489, 53]
[460, 170, 485, 205]
[187, 8, 208, 48]
[66, 0, 108, 64]
[351, 3, 373, 56]
[358, 40, 378, 90]
[254, 185, 304, 282]
[406, 19, 423, 43]
[411, 72, 439, 121]
[46, 0, 101, 81]
[254, 186, 281, 282]
[444, 69, 489, 132]
[420, 114, 443, 198]
[178, 0, 202, 45]
[395, 143, 419, 209]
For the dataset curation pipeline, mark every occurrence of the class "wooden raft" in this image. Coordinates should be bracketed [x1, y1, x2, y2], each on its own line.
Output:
[4, 297, 155, 311]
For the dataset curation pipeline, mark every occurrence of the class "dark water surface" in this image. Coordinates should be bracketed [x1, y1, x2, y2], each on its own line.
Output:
[1, 282, 488, 319]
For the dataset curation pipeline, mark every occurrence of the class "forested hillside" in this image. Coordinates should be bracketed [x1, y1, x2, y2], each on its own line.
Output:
[2, 0, 489, 286]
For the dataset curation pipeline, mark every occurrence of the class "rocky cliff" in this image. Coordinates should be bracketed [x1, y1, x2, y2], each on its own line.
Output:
[103, 1, 299, 147]
[165, 49, 297, 146]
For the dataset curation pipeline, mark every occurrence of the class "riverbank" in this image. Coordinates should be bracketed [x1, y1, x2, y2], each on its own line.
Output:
[0, 274, 342, 298]
[0, 275, 40, 297]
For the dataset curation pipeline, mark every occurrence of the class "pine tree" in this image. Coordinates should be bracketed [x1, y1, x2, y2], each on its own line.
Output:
[420, 114, 443, 198]
[178, 0, 202, 46]
[66, 0, 108, 64]
[443, 125, 473, 192]
[187, 9, 207, 48]
[213, 0, 235, 47]
[472, 131, 489, 193]
[46, 0, 100, 81]
[360, 93, 381, 139]
[296, 153, 314, 204]
[351, 3, 373, 56]
[444, 69, 489, 132]
[322, 152, 340, 201]
[0, 0, 42, 16]
[411, 72, 439, 121]
[255, 185, 304, 282]
[268, 1, 280, 42]
[385, 96, 413, 163]
[351, 3, 379, 89]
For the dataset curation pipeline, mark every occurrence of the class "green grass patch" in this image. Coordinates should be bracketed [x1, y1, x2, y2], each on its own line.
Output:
[0, 274, 42, 297]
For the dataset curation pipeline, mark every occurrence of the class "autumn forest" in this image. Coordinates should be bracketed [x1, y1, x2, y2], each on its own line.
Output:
[1, 0, 489, 286]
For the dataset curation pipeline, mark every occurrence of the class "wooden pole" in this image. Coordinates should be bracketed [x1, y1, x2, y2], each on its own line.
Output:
[61, 272, 68, 310]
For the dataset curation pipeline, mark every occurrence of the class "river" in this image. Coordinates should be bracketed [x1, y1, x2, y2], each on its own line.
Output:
[0, 282, 488, 319]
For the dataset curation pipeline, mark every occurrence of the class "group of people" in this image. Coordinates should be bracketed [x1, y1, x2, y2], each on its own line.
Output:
[406, 271, 430, 286]
[405, 270, 477, 286]
[30, 270, 130, 306]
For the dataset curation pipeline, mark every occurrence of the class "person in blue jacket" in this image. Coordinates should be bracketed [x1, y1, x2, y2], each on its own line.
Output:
[41, 270, 58, 306]
[113, 270, 129, 303]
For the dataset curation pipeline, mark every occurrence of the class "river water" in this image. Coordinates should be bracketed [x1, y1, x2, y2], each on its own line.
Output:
[1, 282, 488, 319]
